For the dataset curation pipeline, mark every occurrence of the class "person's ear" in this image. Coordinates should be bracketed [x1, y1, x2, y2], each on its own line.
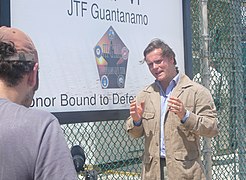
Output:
[169, 57, 175, 64]
[27, 63, 39, 88]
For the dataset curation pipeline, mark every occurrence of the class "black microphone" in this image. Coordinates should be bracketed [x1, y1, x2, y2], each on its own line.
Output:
[71, 145, 86, 173]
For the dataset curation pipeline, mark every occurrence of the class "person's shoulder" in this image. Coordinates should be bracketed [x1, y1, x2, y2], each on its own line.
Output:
[1, 99, 58, 128]
[23, 108, 60, 133]
[135, 83, 156, 97]
[7, 102, 57, 123]
[143, 82, 156, 92]
[180, 73, 211, 93]
[134, 82, 156, 100]
[190, 79, 212, 96]
[25, 107, 56, 122]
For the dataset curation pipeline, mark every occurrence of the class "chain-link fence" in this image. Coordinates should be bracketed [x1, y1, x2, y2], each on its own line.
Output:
[191, 0, 245, 180]
[60, 1, 245, 179]
[61, 120, 142, 179]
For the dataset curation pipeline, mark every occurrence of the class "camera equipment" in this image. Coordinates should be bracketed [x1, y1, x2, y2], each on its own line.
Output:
[71, 145, 98, 180]
[71, 145, 86, 172]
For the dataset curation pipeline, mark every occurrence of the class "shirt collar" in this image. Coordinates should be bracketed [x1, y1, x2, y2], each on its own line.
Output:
[173, 73, 180, 84]
[155, 73, 180, 95]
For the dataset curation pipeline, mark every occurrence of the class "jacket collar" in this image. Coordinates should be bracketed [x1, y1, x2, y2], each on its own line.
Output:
[171, 73, 193, 98]
[143, 73, 193, 97]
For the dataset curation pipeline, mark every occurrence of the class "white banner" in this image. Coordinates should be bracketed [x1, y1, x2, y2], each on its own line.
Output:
[11, 0, 185, 112]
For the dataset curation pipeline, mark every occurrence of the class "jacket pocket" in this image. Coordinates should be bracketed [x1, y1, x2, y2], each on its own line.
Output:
[142, 112, 155, 119]
[142, 112, 156, 136]
[174, 150, 199, 161]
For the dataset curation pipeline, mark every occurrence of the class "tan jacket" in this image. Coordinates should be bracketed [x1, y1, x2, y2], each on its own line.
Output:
[126, 74, 219, 180]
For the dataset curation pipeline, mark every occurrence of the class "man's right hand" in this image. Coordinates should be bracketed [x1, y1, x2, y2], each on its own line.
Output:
[130, 99, 145, 122]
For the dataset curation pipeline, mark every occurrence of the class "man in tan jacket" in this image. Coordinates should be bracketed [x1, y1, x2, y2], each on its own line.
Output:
[126, 39, 219, 180]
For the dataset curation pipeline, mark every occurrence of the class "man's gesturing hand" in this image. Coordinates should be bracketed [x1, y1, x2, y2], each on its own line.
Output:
[130, 99, 145, 122]
[168, 97, 186, 120]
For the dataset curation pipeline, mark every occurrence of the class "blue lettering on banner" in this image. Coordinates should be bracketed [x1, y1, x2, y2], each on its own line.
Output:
[67, 1, 148, 25]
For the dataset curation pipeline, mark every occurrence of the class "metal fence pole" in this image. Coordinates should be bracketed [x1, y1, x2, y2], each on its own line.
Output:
[233, 2, 246, 179]
[200, 0, 212, 179]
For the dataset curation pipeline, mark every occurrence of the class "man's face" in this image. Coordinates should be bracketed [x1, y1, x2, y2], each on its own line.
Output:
[145, 48, 175, 82]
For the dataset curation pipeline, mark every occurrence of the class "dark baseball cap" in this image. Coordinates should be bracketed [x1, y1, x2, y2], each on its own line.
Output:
[0, 26, 38, 62]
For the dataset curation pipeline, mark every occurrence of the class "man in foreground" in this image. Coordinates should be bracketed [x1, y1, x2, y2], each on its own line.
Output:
[0, 26, 77, 180]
